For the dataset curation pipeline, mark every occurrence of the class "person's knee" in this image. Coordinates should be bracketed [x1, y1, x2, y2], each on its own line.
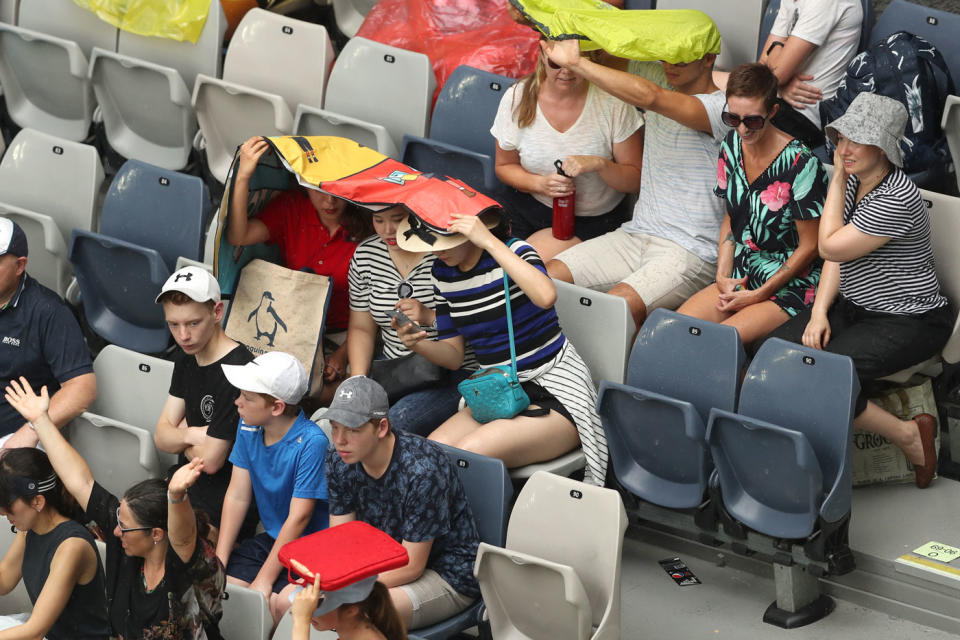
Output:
[546, 258, 573, 283]
[389, 585, 414, 629]
[607, 282, 647, 328]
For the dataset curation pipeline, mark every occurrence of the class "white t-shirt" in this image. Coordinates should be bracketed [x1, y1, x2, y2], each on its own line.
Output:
[771, 0, 863, 128]
[621, 62, 729, 264]
[490, 82, 642, 217]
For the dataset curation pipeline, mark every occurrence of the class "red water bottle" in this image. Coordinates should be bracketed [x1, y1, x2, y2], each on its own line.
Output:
[552, 159, 575, 240]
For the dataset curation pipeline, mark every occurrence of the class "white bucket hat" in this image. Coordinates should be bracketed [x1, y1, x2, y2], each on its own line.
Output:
[825, 93, 908, 167]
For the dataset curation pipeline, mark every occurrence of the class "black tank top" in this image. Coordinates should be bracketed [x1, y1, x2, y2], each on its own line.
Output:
[22, 520, 110, 640]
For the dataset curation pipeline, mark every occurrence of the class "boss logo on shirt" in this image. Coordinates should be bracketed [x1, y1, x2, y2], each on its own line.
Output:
[1, 336, 20, 347]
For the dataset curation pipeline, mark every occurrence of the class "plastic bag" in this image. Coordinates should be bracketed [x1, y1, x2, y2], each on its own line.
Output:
[551, 9, 721, 63]
[356, 0, 541, 101]
[512, 0, 721, 63]
[72, 0, 211, 43]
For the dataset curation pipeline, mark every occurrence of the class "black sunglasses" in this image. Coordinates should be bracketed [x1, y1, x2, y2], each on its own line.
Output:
[721, 105, 771, 131]
[543, 55, 562, 70]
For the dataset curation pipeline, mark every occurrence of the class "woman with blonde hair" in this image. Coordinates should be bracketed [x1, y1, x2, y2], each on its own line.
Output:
[491, 44, 643, 260]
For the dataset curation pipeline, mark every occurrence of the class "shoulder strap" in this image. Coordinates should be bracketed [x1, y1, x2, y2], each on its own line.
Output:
[503, 273, 520, 381]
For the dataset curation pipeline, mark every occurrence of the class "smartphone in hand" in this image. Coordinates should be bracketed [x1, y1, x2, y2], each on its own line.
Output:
[386, 309, 421, 331]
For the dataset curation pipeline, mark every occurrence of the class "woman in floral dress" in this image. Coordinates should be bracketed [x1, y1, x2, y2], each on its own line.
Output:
[677, 63, 828, 344]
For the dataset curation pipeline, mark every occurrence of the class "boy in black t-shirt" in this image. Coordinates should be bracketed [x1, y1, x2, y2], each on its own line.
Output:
[154, 266, 257, 540]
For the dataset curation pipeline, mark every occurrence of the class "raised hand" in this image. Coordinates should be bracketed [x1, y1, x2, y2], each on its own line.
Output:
[3, 377, 49, 424]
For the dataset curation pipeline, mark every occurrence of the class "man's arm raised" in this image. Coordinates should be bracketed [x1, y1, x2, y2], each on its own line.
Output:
[541, 38, 716, 135]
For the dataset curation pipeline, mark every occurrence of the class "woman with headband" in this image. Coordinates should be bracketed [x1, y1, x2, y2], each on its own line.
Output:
[0, 448, 109, 639]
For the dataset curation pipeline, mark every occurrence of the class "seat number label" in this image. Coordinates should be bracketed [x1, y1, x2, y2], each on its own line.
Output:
[913, 541, 960, 563]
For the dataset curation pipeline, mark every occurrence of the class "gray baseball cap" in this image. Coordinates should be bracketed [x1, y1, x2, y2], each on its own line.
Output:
[324, 376, 389, 428]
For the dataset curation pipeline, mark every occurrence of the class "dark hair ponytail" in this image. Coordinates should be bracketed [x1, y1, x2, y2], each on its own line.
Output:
[354, 581, 408, 640]
[0, 448, 84, 522]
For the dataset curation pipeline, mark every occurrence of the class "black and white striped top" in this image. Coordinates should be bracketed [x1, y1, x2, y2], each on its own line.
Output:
[348, 236, 437, 359]
[839, 168, 947, 315]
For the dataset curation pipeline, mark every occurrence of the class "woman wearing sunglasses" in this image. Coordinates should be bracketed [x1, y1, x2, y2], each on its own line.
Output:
[490, 44, 643, 260]
[345, 206, 474, 436]
[677, 63, 827, 345]
[3, 378, 226, 639]
[765, 92, 951, 489]
[0, 448, 108, 639]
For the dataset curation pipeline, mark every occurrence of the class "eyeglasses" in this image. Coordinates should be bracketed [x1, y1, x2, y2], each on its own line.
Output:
[720, 106, 771, 131]
[116, 507, 152, 536]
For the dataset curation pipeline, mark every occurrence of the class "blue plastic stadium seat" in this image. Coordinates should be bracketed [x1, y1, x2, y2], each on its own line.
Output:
[69, 230, 171, 353]
[99, 159, 211, 271]
[429, 65, 516, 159]
[401, 134, 498, 193]
[596, 309, 745, 509]
[870, 0, 960, 85]
[413, 444, 512, 640]
[706, 338, 859, 540]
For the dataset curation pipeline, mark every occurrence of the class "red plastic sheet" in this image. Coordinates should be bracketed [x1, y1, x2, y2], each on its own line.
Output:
[356, 0, 540, 103]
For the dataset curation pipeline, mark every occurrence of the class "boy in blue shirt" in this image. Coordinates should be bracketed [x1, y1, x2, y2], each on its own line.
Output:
[215, 351, 329, 623]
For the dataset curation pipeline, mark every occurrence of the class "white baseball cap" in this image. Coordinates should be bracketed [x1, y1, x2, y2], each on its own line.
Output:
[155, 266, 221, 304]
[222, 351, 308, 405]
[0, 218, 28, 258]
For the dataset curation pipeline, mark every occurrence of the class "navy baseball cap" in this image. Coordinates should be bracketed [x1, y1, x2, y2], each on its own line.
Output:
[0, 219, 28, 258]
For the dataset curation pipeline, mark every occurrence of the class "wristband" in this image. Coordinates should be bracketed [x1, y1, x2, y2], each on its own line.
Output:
[27, 421, 36, 431]
[167, 490, 187, 504]
[766, 41, 785, 56]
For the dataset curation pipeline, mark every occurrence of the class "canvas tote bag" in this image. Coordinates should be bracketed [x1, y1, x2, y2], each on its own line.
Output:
[225, 258, 332, 399]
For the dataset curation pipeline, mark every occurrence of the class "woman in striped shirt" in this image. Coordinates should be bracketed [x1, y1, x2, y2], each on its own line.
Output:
[395, 211, 607, 486]
[767, 94, 951, 488]
[346, 206, 470, 436]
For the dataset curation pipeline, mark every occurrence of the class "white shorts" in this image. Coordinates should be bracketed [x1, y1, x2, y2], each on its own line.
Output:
[554, 229, 714, 311]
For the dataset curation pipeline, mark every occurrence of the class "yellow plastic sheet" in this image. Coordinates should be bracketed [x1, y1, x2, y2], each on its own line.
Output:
[72, 0, 211, 43]
[511, 0, 721, 63]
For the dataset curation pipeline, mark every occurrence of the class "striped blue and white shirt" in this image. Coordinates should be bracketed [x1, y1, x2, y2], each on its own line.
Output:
[433, 240, 565, 371]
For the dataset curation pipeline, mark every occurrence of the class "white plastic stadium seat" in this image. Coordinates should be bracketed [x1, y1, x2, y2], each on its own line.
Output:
[553, 279, 633, 387]
[294, 104, 400, 159]
[67, 414, 162, 498]
[18, 0, 117, 58]
[942, 95, 960, 195]
[0, 128, 104, 247]
[325, 37, 436, 152]
[655, 0, 764, 71]
[0, 24, 94, 141]
[881, 188, 960, 383]
[87, 345, 176, 467]
[475, 471, 628, 640]
[223, 9, 335, 114]
[0, 208, 71, 298]
[192, 75, 294, 183]
[0, 0, 16, 24]
[221, 584, 272, 640]
[118, 0, 226, 91]
[331, 0, 376, 38]
[89, 48, 198, 170]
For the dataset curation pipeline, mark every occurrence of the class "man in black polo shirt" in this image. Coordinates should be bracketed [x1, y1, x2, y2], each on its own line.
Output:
[154, 266, 257, 541]
[0, 218, 96, 447]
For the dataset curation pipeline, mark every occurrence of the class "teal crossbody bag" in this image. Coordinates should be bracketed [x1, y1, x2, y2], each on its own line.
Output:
[457, 274, 530, 423]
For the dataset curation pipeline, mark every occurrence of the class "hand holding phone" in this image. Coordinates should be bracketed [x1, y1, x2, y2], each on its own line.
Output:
[386, 309, 421, 331]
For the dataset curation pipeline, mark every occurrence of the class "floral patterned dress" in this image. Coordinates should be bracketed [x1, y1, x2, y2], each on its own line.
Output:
[715, 131, 828, 316]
